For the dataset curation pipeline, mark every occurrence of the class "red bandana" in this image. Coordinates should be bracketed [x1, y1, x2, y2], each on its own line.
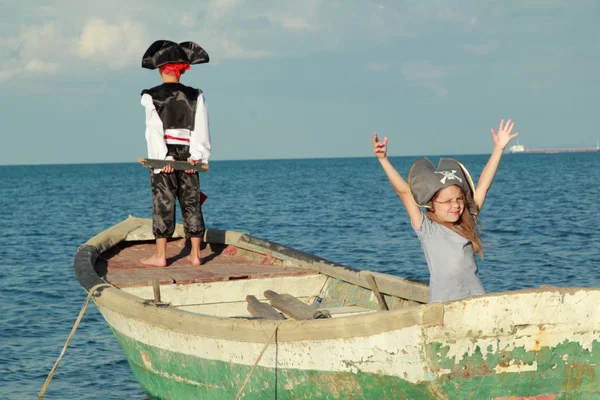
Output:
[159, 63, 191, 79]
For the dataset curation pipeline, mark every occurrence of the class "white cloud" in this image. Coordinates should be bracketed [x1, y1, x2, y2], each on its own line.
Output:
[205, 0, 243, 20]
[180, 13, 196, 28]
[211, 0, 242, 10]
[278, 16, 313, 31]
[401, 61, 444, 81]
[78, 19, 120, 57]
[185, 25, 276, 61]
[401, 61, 448, 97]
[262, 13, 315, 31]
[1, 0, 595, 86]
[0, 22, 64, 83]
[219, 38, 274, 59]
[25, 59, 59, 73]
[463, 41, 497, 56]
[421, 81, 448, 98]
[9, 22, 64, 60]
[367, 62, 390, 72]
[0, 1, 486, 80]
[0, 70, 17, 83]
[77, 19, 147, 69]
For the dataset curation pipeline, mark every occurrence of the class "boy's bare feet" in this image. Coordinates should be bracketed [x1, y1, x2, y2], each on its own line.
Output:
[188, 252, 202, 266]
[141, 238, 168, 267]
[188, 237, 203, 266]
[140, 255, 167, 267]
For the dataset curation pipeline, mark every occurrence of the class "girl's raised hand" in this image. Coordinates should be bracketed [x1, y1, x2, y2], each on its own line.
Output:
[373, 132, 388, 159]
[491, 119, 520, 150]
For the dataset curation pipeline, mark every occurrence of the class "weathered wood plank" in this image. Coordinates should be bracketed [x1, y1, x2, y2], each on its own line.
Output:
[264, 290, 331, 320]
[365, 274, 389, 310]
[246, 295, 285, 320]
[151, 279, 162, 305]
[323, 306, 377, 317]
[138, 158, 209, 172]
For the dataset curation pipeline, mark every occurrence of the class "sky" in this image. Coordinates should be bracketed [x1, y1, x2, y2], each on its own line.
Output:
[1, 0, 599, 165]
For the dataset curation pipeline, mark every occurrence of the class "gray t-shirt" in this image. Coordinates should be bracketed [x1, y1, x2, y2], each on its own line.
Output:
[413, 214, 485, 303]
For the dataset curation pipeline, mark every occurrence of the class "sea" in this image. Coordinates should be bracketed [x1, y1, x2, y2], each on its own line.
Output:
[1, 153, 599, 399]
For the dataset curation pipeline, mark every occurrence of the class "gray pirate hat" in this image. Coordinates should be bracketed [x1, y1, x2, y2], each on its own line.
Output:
[408, 158, 478, 212]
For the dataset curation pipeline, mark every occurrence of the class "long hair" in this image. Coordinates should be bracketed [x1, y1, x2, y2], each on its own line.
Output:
[427, 189, 484, 258]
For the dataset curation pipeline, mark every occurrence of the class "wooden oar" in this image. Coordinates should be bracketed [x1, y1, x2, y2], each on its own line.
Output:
[138, 158, 209, 172]
[246, 295, 286, 320]
[264, 290, 331, 320]
[138, 158, 208, 205]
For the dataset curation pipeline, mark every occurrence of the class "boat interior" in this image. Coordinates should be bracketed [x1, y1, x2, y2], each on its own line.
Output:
[96, 236, 427, 321]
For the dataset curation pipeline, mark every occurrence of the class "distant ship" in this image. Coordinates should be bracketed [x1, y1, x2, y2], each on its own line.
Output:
[508, 141, 599, 154]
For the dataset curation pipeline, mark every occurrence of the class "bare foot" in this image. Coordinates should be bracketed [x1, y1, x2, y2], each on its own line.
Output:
[188, 253, 202, 267]
[141, 255, 167, 267]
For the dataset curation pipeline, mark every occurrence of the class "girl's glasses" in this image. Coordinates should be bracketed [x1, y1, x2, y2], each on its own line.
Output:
[434, 198, 465, 207]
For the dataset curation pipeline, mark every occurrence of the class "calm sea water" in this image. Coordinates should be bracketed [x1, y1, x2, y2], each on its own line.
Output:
[1, 153, 599, 399]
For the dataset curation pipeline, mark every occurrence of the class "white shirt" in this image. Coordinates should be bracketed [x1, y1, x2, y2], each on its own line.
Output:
[141, 92, 211, 172]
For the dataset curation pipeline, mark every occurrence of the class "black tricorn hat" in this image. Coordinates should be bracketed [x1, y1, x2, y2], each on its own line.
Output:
[142, 40, 210, 70]
[408, 158, 478, 213]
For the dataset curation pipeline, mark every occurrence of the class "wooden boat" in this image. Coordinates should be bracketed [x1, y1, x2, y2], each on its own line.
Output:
[75, 216, 600, 399]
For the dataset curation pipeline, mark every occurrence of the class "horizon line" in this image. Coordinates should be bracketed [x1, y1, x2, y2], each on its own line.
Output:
[0, 152, 504, 168]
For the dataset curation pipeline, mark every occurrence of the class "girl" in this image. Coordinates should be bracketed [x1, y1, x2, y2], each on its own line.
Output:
[373, 120, 519, 302]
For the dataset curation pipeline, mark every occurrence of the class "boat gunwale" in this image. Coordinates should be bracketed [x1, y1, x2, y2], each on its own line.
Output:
[74, 217, 446, 342]
[74, 216, 600, 343]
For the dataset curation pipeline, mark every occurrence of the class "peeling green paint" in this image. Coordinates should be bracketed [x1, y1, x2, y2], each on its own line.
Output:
[113, 329, 438, 399]
[112, 329, 600, 399]
[427, 339, 600, 399]
[319, 279, 407, 310]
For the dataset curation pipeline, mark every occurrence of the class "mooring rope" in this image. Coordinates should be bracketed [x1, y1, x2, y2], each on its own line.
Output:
[38, 283, 112, 399]
[234, 321, 282, 400]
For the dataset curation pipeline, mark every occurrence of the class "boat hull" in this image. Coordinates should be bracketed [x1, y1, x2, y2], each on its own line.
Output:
[76, 218, 600, 399]
[110, 327, 435, 399]
[95, 288, 600, 400]
[96, 301, 439, 399]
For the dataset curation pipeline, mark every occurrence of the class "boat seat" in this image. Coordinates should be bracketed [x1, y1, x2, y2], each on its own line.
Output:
[321, 306, 377, 318]
[246, 295, 286, 320]
[264, 290, 331, 320]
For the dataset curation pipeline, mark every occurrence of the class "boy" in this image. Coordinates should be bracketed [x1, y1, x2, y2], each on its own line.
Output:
[139, 40, 211, 267]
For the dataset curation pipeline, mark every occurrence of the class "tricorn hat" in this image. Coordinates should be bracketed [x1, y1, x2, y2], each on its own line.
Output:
[142, 40, 210, 70]
[408, 158, 478, 213]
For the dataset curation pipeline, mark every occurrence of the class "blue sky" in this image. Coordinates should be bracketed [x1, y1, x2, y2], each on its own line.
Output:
[1, 0, 598, 165]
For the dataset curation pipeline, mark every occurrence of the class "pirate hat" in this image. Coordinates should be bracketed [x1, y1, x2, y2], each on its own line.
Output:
[408, 158, 478, 213]
[179, 41, 210, 64]
[142, 40, 210, 70]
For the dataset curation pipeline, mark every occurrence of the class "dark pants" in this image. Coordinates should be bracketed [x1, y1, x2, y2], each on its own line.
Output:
[150, 144, 205, 239]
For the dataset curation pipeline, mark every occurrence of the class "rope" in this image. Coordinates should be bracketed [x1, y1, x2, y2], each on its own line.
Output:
[234, 322, 282, 400]
[38, 283, 111, 399]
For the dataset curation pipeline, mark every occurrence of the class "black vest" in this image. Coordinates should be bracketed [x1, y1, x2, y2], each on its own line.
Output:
[141, 83, 202, 130]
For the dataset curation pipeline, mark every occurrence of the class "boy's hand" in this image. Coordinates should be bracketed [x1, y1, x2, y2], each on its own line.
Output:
[161, 165, 174, 173]
[373, 132, 388, 159]
[185, 158, 198, 174]
[491, 119, 519, 150]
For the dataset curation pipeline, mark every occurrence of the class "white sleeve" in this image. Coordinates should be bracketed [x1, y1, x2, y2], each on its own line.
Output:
[189, 93, 211, 163]
[141, 94, 172, 173]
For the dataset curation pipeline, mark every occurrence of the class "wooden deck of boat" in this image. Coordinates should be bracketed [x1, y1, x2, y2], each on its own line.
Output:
[96, 238, 318, 288]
